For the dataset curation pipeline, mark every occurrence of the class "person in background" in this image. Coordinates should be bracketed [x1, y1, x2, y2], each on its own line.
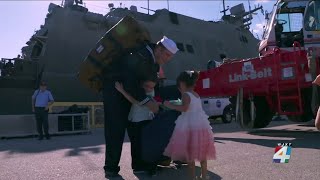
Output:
[315, 108, 320, 130]
[0, 60, 4, 76]
[207, 54, 226, 70]
[32, 81, 54, 140]
[206, 60, 216, 70]
[219, 53, 227, 61]
[312, 75, 320, 130]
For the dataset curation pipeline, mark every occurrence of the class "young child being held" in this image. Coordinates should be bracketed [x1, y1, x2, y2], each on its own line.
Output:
[162, 70, 216, 180]
[115, 75, 159, 174]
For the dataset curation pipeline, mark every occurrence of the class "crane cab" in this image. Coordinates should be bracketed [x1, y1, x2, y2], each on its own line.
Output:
[303, 0, 320, 50]
[259, 0, 309, 55]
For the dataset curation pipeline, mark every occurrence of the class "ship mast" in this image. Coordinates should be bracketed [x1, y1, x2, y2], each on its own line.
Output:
[147, 0, 149, 15]
[222, 0, 226, 16]
[221, 0, 229, 16]
[242, 2, 263, 29]
[247, 0, 253, 27]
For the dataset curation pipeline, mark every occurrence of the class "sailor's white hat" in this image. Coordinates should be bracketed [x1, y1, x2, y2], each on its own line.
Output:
[160, 36, 179, 54]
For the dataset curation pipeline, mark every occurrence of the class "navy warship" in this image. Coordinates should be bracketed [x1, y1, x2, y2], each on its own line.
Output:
[0, 0, 263, 115]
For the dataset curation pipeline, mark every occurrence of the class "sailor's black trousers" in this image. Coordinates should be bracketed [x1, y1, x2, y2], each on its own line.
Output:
[127, 120, 152, 170]
[34, 107, 49, 138]
[102, 80, 131, 173]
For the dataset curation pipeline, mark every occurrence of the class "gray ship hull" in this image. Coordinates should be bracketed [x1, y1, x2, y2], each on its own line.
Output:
[0, 3, 259, 115]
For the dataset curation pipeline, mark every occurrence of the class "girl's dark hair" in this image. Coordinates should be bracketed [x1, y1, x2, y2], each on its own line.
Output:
[176, 70, 199, 88]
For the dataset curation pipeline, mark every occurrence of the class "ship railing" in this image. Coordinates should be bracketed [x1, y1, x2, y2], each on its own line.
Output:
[49, 102, 104, 128]
[1, 58, 12, 62]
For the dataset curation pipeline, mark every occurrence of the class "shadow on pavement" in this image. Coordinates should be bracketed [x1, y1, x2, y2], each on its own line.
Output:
[131, 165, 221, 180]
[105, 175, 125, 180]
[216, 129, 320, 150]
[211, 119, 296, 134]
[0, 128, 131, 155]
[297, 124, 316, 127]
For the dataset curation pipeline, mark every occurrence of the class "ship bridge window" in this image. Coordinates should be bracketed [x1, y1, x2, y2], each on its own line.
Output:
[186, 44, 194, 53]
[169, 12, 179, 25]
[176, 43, 185, 52]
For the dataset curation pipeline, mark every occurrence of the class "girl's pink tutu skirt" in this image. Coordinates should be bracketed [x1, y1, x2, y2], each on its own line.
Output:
[163, 128, 216, 162]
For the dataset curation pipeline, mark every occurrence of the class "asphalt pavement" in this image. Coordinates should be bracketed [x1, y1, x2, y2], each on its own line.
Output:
[0, 119, 319, 180]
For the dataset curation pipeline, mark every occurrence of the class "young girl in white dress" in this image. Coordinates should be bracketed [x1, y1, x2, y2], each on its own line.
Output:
[163, 70, 216, 180]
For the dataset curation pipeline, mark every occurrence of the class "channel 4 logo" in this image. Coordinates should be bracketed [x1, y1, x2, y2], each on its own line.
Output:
[273, 143, 292, 163]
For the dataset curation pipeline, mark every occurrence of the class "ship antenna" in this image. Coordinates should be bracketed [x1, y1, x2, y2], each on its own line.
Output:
[140, 6, 156, 13]
[247, 0, 252, 25]
[221, 0, 229, 16]
[222, 0, 226, 16]
[148, 0, 149, 15]
[167, 0, 170, 11]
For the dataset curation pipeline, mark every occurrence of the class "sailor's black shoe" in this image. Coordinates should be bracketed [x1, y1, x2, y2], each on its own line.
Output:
[148, 169, 157, 177]
[104, 170, 119, 178]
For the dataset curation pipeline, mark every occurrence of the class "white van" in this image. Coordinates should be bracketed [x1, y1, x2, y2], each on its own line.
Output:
[201, 97, 235, 123]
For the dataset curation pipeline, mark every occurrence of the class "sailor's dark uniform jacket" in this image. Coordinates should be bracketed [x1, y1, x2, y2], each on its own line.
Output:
[102, 43, 159, 106]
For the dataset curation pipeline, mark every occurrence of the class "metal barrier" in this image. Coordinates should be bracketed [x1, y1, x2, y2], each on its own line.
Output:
[49, 102, 104, 128]
[0, 113, 90, 138]
[55, 113, 90, 133]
